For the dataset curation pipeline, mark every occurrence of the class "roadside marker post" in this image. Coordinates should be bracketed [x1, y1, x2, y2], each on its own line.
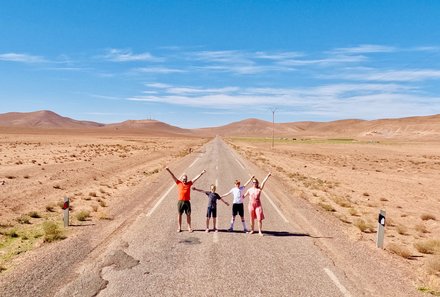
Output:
[376, 209, 386, 249]
[62, 197, 70, 227]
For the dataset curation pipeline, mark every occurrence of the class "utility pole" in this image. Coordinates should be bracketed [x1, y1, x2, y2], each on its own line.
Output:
[271, 108, 277, 149]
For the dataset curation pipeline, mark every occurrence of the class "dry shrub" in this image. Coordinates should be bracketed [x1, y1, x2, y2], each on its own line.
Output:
[318, 202, 335, 212]
[414, 239, 440, 255]
[76, 210, 91, 221]
[46, 204, 56, 212]
[99, 212, 113, 220]
[415, 223, 430, 234]
[363, 192, 370, 197]
[396, 224, 408, 235]
[421, 214, 437, 221]
[53, 184, 62, 190]
[99, 200, 107, 207]
[16, 215, 31, 224]
[28, 211, 41, 218]
[43, 221, 65, 242]
[387, 243, 412, 259]
[89, 192, 97, 197]
[380, 197, 389, 202]
[427, 256, 440, 275]
[354, 219, 375, 233]
[332, 195, 352, 208]
[91, 204, 99, 212]
[348, 208, 359, 216]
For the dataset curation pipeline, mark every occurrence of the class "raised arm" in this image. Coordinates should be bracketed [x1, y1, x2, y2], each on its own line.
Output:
[191, 186, 205, 193]
[191, 169, 206, 184]
[260, 172, 271, 191]
[220, 189, 232, 198]
[165, 167, 178, 183]
[243, 175, 255, 187]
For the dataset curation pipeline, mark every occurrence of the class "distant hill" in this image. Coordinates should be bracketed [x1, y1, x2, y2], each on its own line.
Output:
[1, 110, 439, 139]
[0, 110, 103, 128]
[193, 115, 440, 140]
[105, 120, 192, 136]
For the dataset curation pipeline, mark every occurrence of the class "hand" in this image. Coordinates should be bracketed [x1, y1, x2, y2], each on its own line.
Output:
[165, 167, 169, 171]
[202, 169, 206, 174]
[225, 202, 230, 206]
[268, 172, 272, 177]
[192, 187, 196, 190]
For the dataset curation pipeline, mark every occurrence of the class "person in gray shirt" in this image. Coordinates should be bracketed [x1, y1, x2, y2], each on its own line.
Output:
[193, 184, 229, 232]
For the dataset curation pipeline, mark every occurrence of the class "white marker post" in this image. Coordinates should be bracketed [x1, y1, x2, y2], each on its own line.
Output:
[376, 209, 386, 249]
[62, 197, 70, 227]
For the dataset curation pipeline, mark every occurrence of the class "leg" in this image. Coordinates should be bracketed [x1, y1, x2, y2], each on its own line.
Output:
[241, 216, 248, 232]
[258, 220, 263, 236]
[206, 217, 210, 232]
[249, 218, 255, 234]
[229, 215, 236, 231]
[187, 214, 192, 232]
[177, 213, 182, 232]
[213, 217, 217, 231]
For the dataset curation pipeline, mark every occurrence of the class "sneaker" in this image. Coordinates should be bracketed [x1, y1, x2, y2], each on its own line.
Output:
[205, 229, 210, 233]
[214, 228, 218, 232]
[228, 227, 233, 232]
[243, 228, 249, 233]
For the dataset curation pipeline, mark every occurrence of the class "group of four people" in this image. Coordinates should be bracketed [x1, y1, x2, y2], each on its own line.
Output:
[165, 167, 271, 236]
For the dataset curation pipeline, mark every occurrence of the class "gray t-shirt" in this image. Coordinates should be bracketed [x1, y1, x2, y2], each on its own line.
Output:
[205, 191, 221, 208]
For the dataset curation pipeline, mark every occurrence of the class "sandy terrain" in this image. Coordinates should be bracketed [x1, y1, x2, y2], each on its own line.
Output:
[0, 130, 207, 270]
[227, 137, 440, 292]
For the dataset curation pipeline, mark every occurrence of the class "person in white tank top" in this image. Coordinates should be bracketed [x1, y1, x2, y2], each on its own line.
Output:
[220, 175, 254, 232]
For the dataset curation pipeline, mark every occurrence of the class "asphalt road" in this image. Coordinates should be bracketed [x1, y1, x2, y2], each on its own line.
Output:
[55, 137, 362, 297]
[1, 137, 423, 297]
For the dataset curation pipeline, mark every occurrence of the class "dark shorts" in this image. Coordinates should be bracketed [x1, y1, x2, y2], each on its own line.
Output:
[206, 206, 217, 218]
[232, 203, 244, 217]
[177, 200, 191, 215]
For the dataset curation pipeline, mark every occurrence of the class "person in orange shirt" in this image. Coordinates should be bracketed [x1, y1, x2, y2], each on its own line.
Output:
[165, 167, 206, 233]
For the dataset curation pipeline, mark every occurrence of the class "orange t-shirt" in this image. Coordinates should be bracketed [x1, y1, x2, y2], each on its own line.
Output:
[176, 180, 193, 201]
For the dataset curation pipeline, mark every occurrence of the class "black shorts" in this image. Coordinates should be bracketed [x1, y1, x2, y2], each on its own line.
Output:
[232, 203, 244, 217]
[206, 206, 217, 218]
[177, 200, 191, 215]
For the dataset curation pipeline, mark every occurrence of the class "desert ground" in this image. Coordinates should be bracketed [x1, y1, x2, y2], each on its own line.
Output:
[227, 137, 440, 292]
[1, 111, 440, 294]
[0, 129, 208, 271]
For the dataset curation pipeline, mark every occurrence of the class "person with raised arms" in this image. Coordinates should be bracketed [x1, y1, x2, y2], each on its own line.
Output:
[244, 173, 271, 236]
[220, 175, 254, 232]
[165, 167, 206, 233]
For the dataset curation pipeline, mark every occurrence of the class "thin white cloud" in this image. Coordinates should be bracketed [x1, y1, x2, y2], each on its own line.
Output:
[331, 44, 396, 54]
[0, 52, 45, 63]
[336, 69, 440, 82]
[104, 48, 162, 62]
[145, 82, 173, 88]
[133, 67, 185, 73]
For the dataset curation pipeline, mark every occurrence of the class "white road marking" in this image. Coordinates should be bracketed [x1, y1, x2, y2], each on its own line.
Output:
[188, 157, 199, 168]
[263, 192, 289, 223]
[213, 232, 219, 243]
[146, 183, 174, 217]
[233, 156, 245, 169]
[324, 268, 353, 297]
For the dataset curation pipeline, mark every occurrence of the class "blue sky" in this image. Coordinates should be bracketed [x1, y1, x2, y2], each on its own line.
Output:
[1, 1, 440, 128]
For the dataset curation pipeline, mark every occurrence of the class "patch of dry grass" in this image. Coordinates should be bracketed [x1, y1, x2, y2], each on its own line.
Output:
[43, 221, 66, 243]
[354, 219, 375, 233]
[415, 223, 430, 234]
[387, 243, 412, 259]
[318, 202, 335, 212]
[421, 213, 437, 221]
[414, 239, 440, 255]
[396, 224, 409, 235]
[75, 210, 91, 221]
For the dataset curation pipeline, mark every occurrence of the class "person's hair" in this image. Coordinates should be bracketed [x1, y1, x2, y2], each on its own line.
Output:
[210, 184, 216, 192]
[235, 180, 240, 185]
[252, 178, 259, 187]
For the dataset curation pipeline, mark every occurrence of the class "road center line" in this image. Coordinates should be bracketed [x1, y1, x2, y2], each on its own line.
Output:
[324, 268, 352, 297]
[146, 183, 174, 217]
[213, 232, 219, 243]
[188, 157, 199, 168]
[263, 192, 289, 223]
